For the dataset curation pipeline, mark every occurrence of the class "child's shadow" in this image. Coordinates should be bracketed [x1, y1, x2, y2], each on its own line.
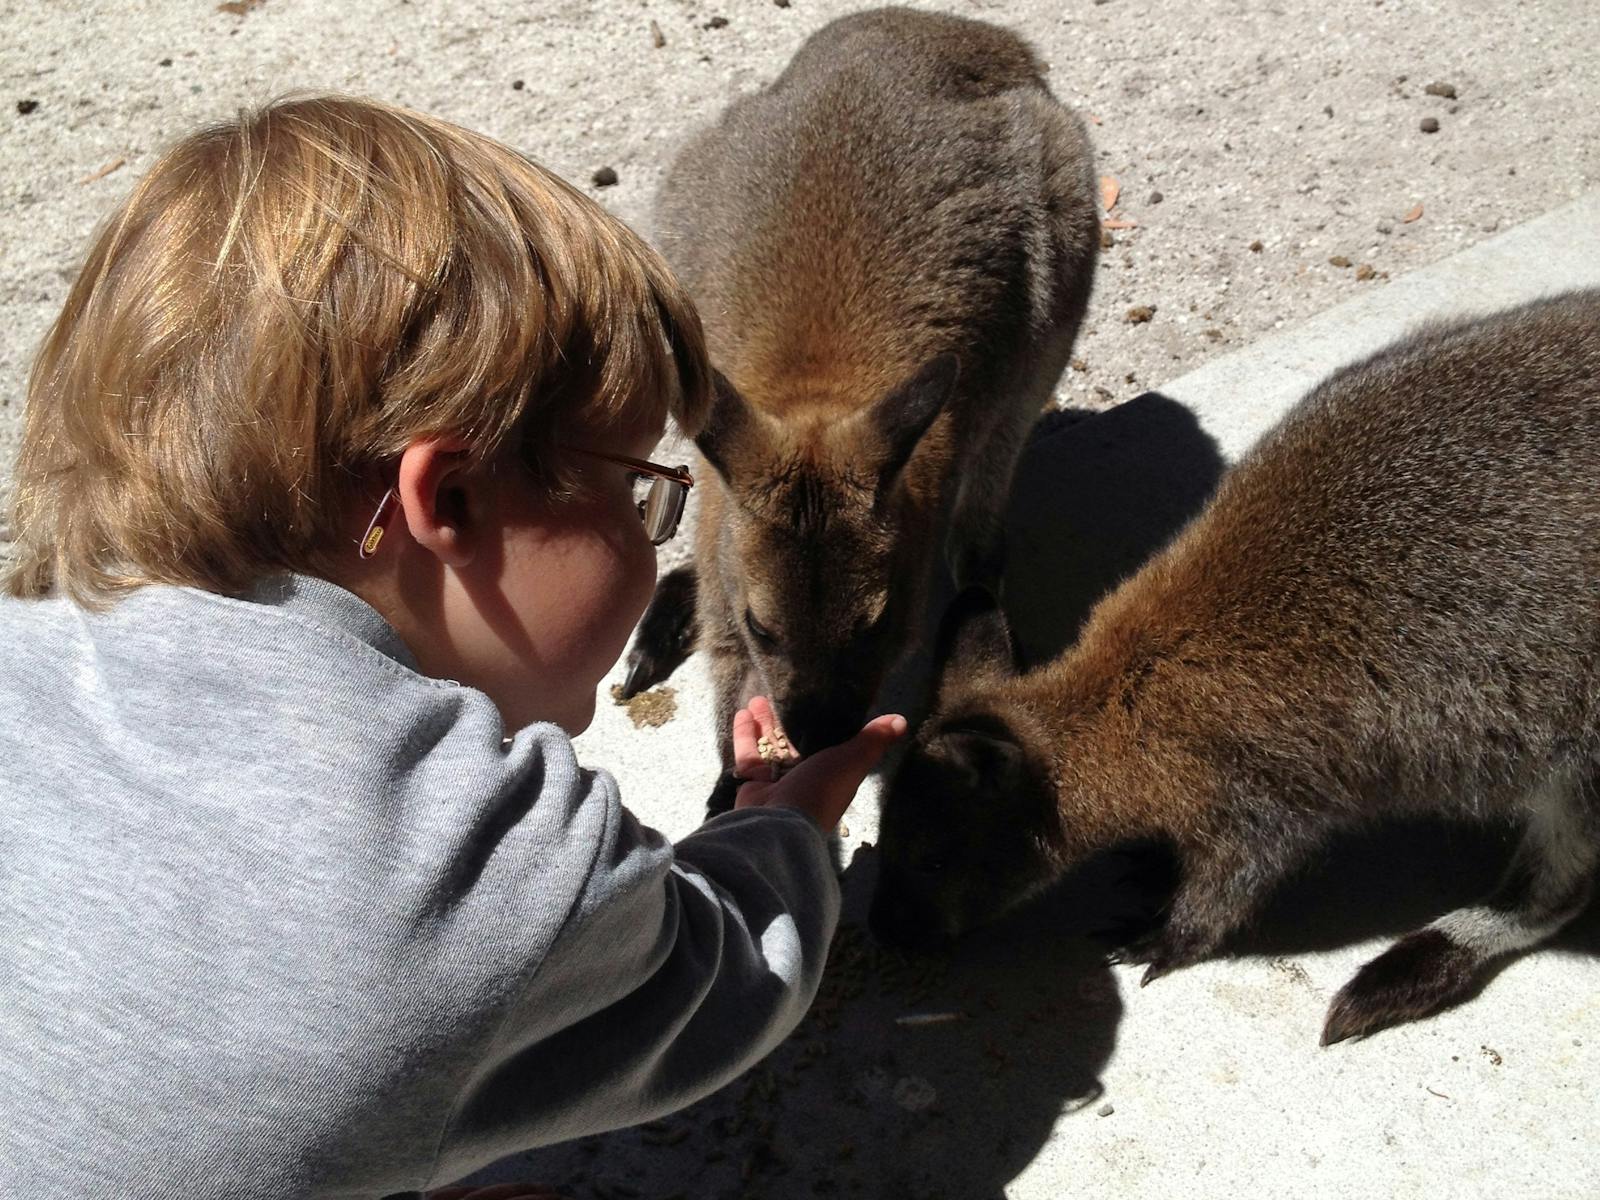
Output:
[464, 855, 1123, 1200]
[464, 394, 1228, 1199]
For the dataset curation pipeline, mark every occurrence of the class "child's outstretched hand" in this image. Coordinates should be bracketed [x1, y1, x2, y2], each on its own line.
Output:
[731, 696, 907, 832]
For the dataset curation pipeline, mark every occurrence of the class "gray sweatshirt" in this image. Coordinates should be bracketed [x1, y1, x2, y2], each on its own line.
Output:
[0, 575, 840, 1196]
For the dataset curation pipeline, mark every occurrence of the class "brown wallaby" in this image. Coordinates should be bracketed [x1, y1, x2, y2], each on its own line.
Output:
[871, 290, 1600, 1044]
[619, 7, 1100, 783]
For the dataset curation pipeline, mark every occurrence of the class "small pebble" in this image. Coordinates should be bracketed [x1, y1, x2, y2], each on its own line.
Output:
[1424, 81, 1458, 99]
[1097, 1103, 1115, 1117]
[1376, 222, 1393, 234]
[16, 99, 39, 115]
[704, 15, 728, 29]
[1420, 116, 1440, 134]
[1099, 228, 1115, 250]
[1125, 305, 1155, 324]
[1323, 104, 1334, 118]
[1147, 190, 1164, 205]
[511, 79, 524, 91]
[1070, 357, 1088, 372]
[775, 0, 791, 6]
[1248, 239, 1263, 252]
[1328, 255, 1351, 268]
[1355, 264, 1377, 281]
[158, 57, 172, 67]
[650, 19, 666, 48]
[592, 166, 619, 187]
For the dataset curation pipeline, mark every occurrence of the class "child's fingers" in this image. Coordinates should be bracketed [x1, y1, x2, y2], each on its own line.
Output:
[731, 705, 765, 779]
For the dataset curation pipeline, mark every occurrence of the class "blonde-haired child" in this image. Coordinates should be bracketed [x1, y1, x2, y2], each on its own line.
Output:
[0, 95, 902, 1197]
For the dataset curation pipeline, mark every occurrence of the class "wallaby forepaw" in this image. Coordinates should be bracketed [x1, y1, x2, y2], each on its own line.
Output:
[1321, 928, 1481, 1046]
[619, 567, 698, 699]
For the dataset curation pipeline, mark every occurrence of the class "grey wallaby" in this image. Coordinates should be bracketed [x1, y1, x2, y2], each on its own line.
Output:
[871, 290, 1600, 1044]
[619, 7, 1100, 789]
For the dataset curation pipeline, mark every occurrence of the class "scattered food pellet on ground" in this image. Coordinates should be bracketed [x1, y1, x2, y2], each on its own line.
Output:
[1249, 239, 1264, 252]
[1355, 264, 1377, 281]
[1147, 189, 1164, 205]
[16, 99, 39, 115]
[1425, 81, 1458, 99]
[592, 165, 619, 187]
[1070, 357, 1088, 372]
[892, 1075, 938, 1112]
[511, 79, 524, 90]
[1482, 1045, 1503, 1066]
[704, 15, 728, 29]
[1420, 116, 1440, 133]
[1125, 305, 1155, 324]
[158, 57, 172, 67]
[610, 683, 676, 728]
[1097, 1103, 1116, 1117]
[1329, 255, 1351, 268]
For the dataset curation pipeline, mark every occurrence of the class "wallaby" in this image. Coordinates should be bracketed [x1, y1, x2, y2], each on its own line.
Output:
[871, 290, 1600, 1045]
[620, 7, 1100, 782]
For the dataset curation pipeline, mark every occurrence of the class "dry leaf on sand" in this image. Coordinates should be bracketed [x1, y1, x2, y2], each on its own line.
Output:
[1403, 202, 1424, 224]
[79, 157, 126, 184]
[1099, 175, 1121, 212]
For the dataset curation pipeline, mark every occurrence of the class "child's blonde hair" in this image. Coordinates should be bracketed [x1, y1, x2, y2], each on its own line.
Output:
[4, 94, 711, 604]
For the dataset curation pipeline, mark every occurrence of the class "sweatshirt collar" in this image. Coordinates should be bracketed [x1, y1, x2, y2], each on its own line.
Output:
[246, 574, 421, 672]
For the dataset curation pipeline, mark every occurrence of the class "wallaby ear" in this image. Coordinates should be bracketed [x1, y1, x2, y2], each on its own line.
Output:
[933, 585, 1020, 704]
[872, 354, 960, 492]
[936, 712, 1026, 790]
[694, 370, 758, 483]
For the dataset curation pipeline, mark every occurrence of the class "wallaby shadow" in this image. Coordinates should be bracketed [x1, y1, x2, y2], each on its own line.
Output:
[1002, 391, 1227, 667]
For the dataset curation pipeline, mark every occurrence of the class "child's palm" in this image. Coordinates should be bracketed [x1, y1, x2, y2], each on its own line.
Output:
[731, 696, 906, 832]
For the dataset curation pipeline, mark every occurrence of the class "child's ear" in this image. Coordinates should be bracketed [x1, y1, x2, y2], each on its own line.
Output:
[396, 437, 477, 568]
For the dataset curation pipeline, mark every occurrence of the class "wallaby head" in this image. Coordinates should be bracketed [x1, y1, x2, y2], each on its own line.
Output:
[697, 356, 959, 755]
[870, 588, 1063, 947]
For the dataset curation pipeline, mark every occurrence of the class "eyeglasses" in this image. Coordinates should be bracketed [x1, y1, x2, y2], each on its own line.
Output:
[567, 447, 694, 545]
[356, 448, 694, 559]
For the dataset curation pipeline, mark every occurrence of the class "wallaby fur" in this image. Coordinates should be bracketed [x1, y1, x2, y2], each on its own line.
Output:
[871, 290, 1600, 1045]
[620, 7, 1099, 776]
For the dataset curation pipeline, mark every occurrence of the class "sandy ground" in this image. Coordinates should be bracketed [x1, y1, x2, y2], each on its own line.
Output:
[4, 0, 1599, 539]
[3, 2, 1600, 1198]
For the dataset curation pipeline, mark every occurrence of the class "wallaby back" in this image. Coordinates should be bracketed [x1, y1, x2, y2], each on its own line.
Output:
[874, 289, 1600, 1043]
[630, 7, 1099, 770]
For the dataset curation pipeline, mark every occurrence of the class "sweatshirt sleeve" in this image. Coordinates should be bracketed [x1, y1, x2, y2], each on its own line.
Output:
[425, 757, 841, 1179]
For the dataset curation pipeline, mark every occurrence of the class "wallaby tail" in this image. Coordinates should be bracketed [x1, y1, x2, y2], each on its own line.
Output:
[620, 565, 699, 698]
[1322, 768, 1599, 1044]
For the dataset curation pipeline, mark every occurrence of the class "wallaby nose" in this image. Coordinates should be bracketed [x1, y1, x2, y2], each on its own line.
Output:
[780, 697, 863, 758]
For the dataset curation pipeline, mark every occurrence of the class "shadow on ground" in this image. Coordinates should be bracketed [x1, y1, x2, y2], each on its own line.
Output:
[461, 396, 1226, 1198]
[467, 856, 1120, 1200]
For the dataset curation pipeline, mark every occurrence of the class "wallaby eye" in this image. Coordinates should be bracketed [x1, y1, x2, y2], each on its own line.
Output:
[745, 609, 779, 649]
